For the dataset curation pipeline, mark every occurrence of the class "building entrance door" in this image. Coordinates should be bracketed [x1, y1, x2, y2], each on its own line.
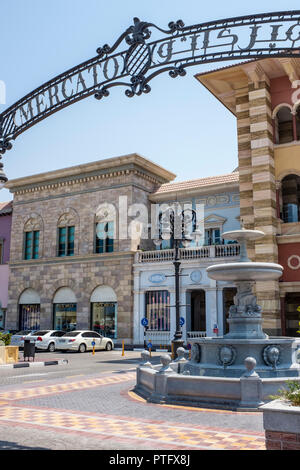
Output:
[190, 290, 206, 333]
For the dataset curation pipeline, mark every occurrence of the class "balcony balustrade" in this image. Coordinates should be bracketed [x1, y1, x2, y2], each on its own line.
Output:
[136, 244, 240, 263]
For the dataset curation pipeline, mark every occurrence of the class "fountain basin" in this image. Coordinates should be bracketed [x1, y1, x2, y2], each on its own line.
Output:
[184, 337, 300, 378]
[207, 262, 283, 281]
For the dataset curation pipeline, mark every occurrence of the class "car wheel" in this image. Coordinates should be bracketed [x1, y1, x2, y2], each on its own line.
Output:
[78, 343, 86, 353]
[105, 342, 112, 351]
[48, 342, 55, 353]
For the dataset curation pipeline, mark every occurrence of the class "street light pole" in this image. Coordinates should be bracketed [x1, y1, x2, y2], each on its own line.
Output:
[172, 237, 184, 358]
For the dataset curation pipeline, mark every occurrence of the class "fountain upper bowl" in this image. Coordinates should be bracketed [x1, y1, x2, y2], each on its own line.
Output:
[207, 262, 283, 281]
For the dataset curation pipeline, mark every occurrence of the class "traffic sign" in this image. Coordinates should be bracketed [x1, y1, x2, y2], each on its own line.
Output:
[91, 341, 96, 347]
[147, 342, 153, 349]
[179, 317, 185, 327]
[141, 318, 148, 327]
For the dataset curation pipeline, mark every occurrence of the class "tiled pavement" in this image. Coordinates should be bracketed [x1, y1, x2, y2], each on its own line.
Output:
[0, 371, 266, 450]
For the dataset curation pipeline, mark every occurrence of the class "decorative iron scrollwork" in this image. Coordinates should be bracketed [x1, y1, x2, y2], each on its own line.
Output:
[1, 11, 300, 155]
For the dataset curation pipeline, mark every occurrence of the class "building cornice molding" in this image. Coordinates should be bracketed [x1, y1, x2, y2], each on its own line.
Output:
[9, 251, 136, 268]
[5, 153, 176, 195]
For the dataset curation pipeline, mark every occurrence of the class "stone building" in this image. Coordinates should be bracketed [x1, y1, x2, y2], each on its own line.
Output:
[5, 154, 175, 342]
[0, 201, 12, 329]
[195, 57, 300, 336]
[133, 172, 241, 346]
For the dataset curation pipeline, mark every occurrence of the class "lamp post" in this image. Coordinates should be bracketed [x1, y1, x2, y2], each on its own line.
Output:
[155, 208, 202, 359]
[0, 158, 7, 189]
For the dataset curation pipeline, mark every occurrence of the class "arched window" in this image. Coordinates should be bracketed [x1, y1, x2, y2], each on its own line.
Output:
[281, 174, 300, 223]
[275, 106, 294, 144]
[23, 218, 41, 260]
[19, 288, 41, 330]
[95, 204, 116, 254]
[57, 213, 76, 257]
[90, 286, 117, 338]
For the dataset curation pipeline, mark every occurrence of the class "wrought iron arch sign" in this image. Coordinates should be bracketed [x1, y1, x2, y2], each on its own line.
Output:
[1, 10, 300, 156]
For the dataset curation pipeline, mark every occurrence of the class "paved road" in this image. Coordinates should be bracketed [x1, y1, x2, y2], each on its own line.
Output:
[0, 350, 266, 451]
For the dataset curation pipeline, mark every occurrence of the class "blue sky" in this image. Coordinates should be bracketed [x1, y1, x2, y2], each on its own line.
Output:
[1, 0, 300, 202]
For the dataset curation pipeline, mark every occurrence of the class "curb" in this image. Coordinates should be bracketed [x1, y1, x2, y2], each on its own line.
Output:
[0, 359, 68, 369]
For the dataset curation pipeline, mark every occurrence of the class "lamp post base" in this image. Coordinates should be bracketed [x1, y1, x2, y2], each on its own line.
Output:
[171, 338, 185, 360]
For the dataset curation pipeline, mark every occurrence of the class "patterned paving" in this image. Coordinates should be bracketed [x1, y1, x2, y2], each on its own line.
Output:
[0, 372, 136, 401]
[0, 404, 265, 450]
[0, 371, 266, 450]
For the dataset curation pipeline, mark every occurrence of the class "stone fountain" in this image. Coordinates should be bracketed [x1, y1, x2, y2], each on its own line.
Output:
[184, 228, 300, 378]
[135, 228, 300, 410]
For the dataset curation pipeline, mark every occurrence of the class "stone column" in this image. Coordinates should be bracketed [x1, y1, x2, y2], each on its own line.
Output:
[247, 70, 280, 335]
[235, 85, 255, 259]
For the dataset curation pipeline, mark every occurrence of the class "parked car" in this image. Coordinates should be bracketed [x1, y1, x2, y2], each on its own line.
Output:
[10, 330, 38, 348]
[26, 330, 66, 352]
[56, 330, 114, 353]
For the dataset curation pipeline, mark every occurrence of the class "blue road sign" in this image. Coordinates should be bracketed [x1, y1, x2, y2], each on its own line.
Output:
[180, 317, 185, 327]
[91, 341, 96, 346]
[147, 342, 153, 349]
[141, 318, 148, 327]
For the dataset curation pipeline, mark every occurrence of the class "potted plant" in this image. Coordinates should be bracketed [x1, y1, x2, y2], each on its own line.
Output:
[260, 381, 300, 450]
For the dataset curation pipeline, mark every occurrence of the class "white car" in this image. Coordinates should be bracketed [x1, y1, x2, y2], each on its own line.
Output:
[10, 330, 38, 348]
[56, 330, 114, 353]
[26, 330, 66, 352]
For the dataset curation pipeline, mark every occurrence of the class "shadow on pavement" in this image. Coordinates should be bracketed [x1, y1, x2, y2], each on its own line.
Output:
[0, 440, 48, 450]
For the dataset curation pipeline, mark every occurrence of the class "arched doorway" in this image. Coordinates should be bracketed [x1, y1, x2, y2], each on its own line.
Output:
[90, 286, 117, 339]
[53, 287, 77, 332]
[190, 290, 206, 332]
[281, 174, 300, 223]
[19, 288, 41, 330]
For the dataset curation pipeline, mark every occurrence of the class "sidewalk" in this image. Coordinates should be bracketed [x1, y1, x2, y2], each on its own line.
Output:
[1, 351, 68, 369]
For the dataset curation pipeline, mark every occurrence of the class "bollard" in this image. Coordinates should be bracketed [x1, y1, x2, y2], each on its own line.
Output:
[171, 342, 174, 360]
[122, 340, 125, 357]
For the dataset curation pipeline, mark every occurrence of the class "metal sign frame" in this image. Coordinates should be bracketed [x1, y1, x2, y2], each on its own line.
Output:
[1, 10, 300, 155]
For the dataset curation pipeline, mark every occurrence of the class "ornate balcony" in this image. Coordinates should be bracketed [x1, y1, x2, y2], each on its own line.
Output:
[135, 244, 240, 263]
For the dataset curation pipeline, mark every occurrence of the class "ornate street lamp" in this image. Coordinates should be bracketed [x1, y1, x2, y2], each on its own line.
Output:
[155, 208, 202, 358]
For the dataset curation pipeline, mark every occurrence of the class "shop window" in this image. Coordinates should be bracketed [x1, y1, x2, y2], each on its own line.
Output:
[19, 304, 40, 331]
[58, 226, 75, 257]
[281, 174, 300, 223]
[275, 106, 294, 144]
[53, 303, 77, 332]
[95, 222, 114, 253]
[24, 230, 40, 260]
[91, 302, 116, 338]
[145, 291, 170, 331]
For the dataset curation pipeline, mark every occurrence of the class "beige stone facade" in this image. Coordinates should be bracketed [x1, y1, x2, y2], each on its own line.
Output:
[5, 154, 175, 342]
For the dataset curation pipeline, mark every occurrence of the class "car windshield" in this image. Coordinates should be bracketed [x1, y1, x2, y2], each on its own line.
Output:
[62, 332, 81, 337]
[29, 331, 49, 336]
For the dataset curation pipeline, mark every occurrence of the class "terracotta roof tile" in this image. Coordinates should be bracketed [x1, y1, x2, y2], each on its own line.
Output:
[152, 172, 239, 195]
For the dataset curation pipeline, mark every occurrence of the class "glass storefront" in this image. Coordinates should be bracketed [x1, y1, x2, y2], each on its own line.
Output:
[53, 303, 77, 332]
[19, 304, 40, 331]
[91, 302, 117, 338]
[145, 291, 170, 331]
